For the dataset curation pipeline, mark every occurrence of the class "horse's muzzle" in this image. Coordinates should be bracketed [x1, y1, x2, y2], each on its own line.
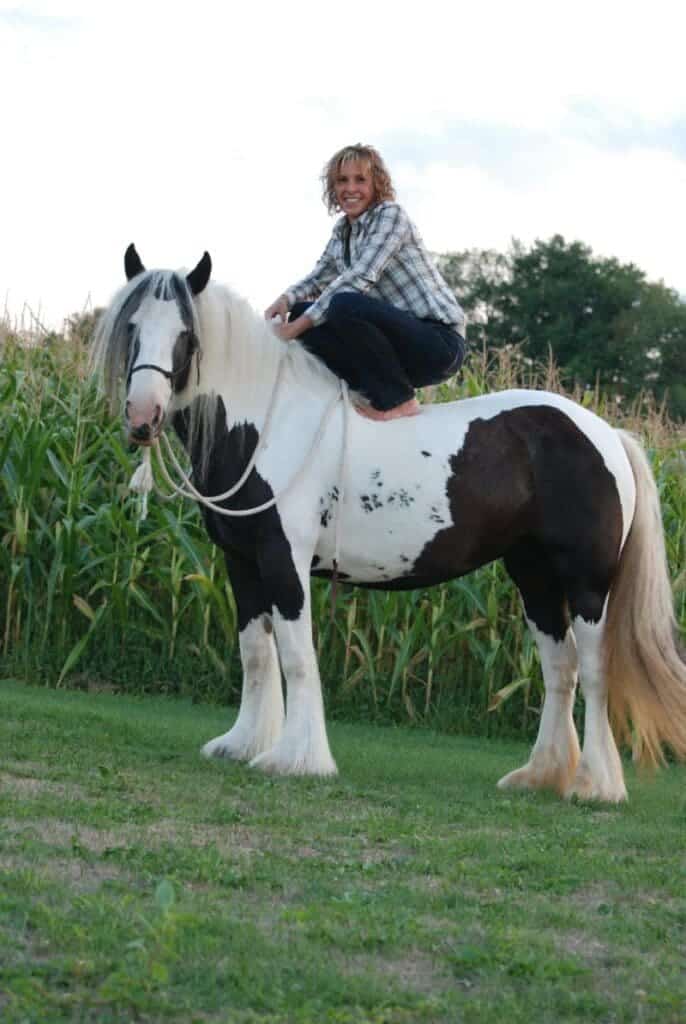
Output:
[128, 423, 156, 446]
[126, 399, 164, 446]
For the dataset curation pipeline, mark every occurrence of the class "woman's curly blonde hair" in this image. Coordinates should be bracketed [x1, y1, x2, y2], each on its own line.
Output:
[321, 144, 396, 215]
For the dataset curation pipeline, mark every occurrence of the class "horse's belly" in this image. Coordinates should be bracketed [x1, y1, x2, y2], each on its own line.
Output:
[313, 482, 454, 583]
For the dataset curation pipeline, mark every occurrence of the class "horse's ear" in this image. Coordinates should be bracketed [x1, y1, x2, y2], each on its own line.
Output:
[125, 243, 145, 281]
[187, 252, 212, 295]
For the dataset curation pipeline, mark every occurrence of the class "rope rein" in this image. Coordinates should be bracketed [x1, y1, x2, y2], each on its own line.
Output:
[331, 369, 350, 599]
[137, 355, 288, 508]
[128, 362, 350, 579]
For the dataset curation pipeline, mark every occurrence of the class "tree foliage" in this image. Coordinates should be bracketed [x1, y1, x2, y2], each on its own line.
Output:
[439, 235, 686, 417]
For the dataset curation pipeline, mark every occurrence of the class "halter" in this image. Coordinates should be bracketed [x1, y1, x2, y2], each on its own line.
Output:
[127, 345, 201, 389]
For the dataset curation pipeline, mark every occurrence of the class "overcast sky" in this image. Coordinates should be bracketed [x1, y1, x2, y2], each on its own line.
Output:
[2, 0, 685, 330]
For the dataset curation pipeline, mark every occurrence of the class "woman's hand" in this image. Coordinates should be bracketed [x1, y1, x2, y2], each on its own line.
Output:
[264, 295, 289, 321]
[273, 314, 314, 342]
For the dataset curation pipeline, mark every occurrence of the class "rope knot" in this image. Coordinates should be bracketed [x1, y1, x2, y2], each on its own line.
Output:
[128, 446, 154, 520]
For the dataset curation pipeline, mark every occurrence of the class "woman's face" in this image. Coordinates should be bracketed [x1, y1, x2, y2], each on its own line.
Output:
[334, 160, 375, 220]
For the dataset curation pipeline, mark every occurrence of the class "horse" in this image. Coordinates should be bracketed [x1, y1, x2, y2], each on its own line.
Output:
[92, 244, 686, 802]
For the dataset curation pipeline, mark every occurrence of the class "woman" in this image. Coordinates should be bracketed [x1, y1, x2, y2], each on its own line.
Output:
[265, 144, 466, 421]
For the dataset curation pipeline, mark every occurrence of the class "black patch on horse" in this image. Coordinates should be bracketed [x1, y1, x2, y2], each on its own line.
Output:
[411, 405, 623, 637]
[172, 397, 305, 629]
[349, 407, 623, 637]
[168, 273, 196, 331]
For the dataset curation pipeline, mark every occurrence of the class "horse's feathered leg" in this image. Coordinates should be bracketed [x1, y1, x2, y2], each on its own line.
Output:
[249, 543, 337, 777]
[564, 614, 627, 803]
[202, 550, 284, 762]
[498, 541, 581, 795]
[498, 622, 581, 796]
[202, 616, 284, 761]
[250, 609, 337, 777]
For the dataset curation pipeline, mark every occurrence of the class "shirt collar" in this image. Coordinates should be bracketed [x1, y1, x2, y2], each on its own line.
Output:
[333, 203, 379, 237]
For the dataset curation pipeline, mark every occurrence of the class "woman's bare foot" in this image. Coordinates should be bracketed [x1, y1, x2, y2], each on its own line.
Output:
[355, 398, 421, 421]
[383, 398, 421, 419]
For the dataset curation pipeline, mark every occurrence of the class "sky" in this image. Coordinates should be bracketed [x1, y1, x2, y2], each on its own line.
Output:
[1, 0, 685, 331]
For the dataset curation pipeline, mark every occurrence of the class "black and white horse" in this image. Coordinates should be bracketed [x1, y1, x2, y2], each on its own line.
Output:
[93, 246, 686, 802]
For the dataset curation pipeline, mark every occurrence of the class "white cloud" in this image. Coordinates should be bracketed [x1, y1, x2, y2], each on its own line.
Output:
[1, 0, 685, 327]
[404, 143, 686, 289]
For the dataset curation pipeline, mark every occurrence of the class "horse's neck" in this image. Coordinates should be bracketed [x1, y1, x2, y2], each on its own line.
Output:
[197, 285, 337, 432]
[194, 287, 281, 430]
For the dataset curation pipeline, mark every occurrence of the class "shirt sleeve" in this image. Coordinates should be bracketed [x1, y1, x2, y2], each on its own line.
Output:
[285, 235, 338, 308]
[305, 204, 410, 326]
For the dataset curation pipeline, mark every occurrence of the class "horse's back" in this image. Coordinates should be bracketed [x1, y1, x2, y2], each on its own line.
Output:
[311, 387, 633, 588]
[422, 389, 632, 510]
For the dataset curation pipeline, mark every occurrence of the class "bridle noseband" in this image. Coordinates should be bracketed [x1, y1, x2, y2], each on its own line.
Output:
[127, 344, 202, 390]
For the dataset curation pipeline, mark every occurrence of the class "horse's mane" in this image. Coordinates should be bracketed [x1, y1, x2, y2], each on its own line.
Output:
[92, 268, 339, 470]
[191, 282, 340, 468]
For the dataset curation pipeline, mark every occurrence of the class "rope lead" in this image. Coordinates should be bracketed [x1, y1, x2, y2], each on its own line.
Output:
[128, 446, 154, 521]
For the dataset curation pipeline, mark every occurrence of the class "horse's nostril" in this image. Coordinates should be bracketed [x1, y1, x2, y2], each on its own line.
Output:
[131, 423, 152, 443]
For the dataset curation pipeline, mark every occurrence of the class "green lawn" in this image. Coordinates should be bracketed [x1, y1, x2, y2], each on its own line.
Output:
[1, 680, 685, 1023]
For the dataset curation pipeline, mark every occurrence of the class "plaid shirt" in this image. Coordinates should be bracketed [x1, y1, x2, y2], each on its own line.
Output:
[285, 202, 465, 334]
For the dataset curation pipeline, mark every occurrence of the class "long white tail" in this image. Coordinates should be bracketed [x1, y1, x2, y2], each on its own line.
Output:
[604, 430, 686, 766]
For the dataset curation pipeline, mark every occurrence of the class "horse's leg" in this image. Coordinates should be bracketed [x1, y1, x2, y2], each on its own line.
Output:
[201, 549, 284, 762]
[498, 542, 581, 795]
[565, 611, 627, 803]
[249, 544, 337, 777]
[497, 622, 581, 795]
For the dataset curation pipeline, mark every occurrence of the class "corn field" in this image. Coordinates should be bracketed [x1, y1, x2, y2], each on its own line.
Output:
[2, 326, 685, 740]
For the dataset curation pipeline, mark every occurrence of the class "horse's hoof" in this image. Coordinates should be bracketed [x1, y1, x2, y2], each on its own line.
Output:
[564, 765, 627, 803]
[201, 733, 251, 761]
[497, 756, 577, 797]
[497, 765, 539, 791]
[249, 746, 338, 777]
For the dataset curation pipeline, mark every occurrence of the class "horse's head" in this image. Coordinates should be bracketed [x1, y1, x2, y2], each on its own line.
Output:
[117, 244, 212, 445]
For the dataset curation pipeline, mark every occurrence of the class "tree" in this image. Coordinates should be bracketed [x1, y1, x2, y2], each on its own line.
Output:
[436, 248, 509, 350]
[439, 235, 686, 416]
[631, 281, 686, 418]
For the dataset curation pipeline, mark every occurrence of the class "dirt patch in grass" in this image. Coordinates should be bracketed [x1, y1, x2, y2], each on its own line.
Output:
[568, 882, 616, 910]
[143, 819, 269, 854]
[632, 889, 686, 913]
[566, 882, 685, 916]
[1, 760, 47, 776]
[555, 929, 612, 963]
[45, 856, 129, 891]
[5, 815, 421, 872]
[341, 949, 453, 996]
[4, 818, 126, 852]
[273, 835, 418, 868]
[0, 773, 86, 801]
[357, 840, 417, 866]
[3, 816, 272, 857]
[319, 803, 398, 827]
[0, 853, 128, 892]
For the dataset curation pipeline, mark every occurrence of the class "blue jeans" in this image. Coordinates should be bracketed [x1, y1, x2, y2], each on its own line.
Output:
[292, 293, 465, 410]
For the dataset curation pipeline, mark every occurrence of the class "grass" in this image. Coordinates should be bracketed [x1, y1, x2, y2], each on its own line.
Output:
[1, 679, 685, 1023]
